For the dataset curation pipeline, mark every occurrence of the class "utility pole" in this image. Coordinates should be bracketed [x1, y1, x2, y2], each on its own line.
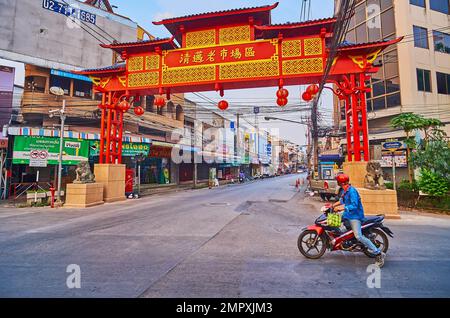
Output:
[49, 87, 66, 204]
[193, 104, 198, 188]
[235, 113, 240, 169]
[56, 100, 66, 203]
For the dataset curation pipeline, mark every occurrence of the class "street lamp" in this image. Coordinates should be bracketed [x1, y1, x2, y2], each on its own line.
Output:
[264, 116, 309, 125]
[49, 87, 66, 204]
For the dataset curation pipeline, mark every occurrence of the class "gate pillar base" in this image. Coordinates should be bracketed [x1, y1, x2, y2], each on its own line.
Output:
[94, 164, 126, 203]
[64, 183, 104, 208]
[356, 188, 400, 219]
[342, 161, 368, 188]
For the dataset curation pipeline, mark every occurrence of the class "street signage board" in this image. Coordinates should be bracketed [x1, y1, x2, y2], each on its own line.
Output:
[253, 107, 260, 114]
[382, 141, 403, 152]
[42, 0, 97, 25]
[13, 136, 89, 165]
[29, 150, 48, 167]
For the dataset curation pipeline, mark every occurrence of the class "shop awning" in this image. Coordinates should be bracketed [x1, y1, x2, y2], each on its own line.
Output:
[5, 126, 151, 143]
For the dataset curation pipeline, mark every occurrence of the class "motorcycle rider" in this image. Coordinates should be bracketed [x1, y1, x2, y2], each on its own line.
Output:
[332, 174, 386, 267]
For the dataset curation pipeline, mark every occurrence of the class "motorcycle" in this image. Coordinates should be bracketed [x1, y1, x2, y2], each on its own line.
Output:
[297, 204, 393, 259]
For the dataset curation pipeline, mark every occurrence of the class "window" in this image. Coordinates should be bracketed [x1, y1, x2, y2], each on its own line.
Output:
[416, 68, 432, 92]
[381, 8, 396, 37]
[413, 26, 429, 49]
[436, 72, 450, 94]
[356, 22, 367, 43]
[50, 75, 70, 95]
[386, 77, 400, 93]
[410, 0, 425, 8]
[373, 96, 386, 110]
[433, 31, 450, 54]
[430, 0, 449, 14]
[73, 80, 92, 99]
[386, 93, 401, 107]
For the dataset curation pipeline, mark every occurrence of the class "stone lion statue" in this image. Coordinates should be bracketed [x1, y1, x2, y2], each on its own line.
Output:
[364, 161, 386, 190]
[74, 161, 95, 184]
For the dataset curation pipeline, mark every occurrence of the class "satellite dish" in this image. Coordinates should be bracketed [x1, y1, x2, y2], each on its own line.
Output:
[50, 86, 64, 96]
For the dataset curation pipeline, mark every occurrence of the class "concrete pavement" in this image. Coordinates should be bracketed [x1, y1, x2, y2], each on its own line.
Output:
[0, 174, 449, 297]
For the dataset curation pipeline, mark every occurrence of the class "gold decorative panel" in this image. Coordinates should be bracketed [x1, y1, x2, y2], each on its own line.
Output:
[282, 58, 323, 75]
[282, 40, 302, 57]
[145, 55, 160, 70]
[219, 60, 279, 80]
[162, 65, 216, 85]
[185, 29, 216, 48]
[128, 56, 144, 72]
[219, 25, 251, 44]
[304, 38, 322, 56]
[128, 72, 159, 87]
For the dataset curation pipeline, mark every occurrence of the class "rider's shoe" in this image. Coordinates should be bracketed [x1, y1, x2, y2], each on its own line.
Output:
[375, 252, 386, 267]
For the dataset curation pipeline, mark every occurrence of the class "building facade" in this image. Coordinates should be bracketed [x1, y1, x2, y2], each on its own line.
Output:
[334, 0, 450, 180]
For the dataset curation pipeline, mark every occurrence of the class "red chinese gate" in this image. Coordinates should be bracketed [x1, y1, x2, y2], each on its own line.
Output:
[76, 2, 402, 164]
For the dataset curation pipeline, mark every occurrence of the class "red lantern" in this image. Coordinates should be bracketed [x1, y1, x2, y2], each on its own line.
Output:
[276, 88, 289, 98]
[277, 98, 288, 107]
[307, 84, 319, 95]
[97, 103, 105, 110]
[218, 100, 229, 111]
[154, 97, 165, 107]
[118, 100, 130, 112]
[134, 106, 144, 116]
[302, 91, 312, 102]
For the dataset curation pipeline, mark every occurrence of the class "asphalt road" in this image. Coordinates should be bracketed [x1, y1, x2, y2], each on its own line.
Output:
[0, 174, 449, 297]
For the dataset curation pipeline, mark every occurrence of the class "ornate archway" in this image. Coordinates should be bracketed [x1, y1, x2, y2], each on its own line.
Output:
[76, 2, 401, 165]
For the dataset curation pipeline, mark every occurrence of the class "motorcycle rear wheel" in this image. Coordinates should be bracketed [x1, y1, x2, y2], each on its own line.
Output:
[363, 228, 389, 258]
[297, 230, 327, 259]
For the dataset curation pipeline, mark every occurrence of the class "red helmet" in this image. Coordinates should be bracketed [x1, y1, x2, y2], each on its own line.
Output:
[336, 173, 350, 185]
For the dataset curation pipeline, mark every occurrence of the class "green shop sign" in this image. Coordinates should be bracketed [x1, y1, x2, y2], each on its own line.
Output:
[13, 136, 90, 165]
[89, 140, 150, 157]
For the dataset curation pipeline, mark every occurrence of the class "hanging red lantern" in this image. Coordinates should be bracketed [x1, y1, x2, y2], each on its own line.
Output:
[277, 98, 288, 107]
[134, 106, 144, 116]
[276, 88, 289, 99]
[154, 97, 166, 107]
[307, 84, 319, 95]
[118, 100, 130, 112]
[218, 100, 229, 111]
[302, 91, 312, 101]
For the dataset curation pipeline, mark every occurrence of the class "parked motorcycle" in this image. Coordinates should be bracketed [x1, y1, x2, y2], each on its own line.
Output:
[297, 204, 393, 259]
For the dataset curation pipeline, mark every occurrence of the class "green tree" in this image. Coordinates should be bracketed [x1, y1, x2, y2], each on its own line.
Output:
[418, 169, 450, 197]
[390, 113, 426, 182]
[411, 140, 450, 181]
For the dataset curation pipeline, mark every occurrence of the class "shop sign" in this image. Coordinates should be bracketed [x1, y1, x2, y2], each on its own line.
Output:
[12, 136, 89, 165]
[89, 140, 150, 157]
[149, 145, 172, 158]
[42, 0, 97, 25]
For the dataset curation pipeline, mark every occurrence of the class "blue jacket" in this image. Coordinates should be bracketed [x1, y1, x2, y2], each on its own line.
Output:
[340, 185, 365, 221]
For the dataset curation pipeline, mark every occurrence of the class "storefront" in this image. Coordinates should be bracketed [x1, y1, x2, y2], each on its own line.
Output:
[10, 135, 91, 195]
[145, 143, 172, 184]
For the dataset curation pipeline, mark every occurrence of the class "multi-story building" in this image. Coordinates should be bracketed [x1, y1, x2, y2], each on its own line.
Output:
[0, 0, 190, 199]
[334, 0, 450, 179]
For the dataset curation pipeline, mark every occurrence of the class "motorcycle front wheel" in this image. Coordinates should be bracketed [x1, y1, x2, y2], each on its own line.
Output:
[297, 230, 327, 259]
[363, 228, 389, 258]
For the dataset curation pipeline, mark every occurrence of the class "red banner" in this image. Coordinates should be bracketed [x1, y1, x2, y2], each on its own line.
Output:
[164, 40, 277, 68]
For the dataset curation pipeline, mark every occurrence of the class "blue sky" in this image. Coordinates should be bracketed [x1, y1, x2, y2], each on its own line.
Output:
[112, 0, 335, 145]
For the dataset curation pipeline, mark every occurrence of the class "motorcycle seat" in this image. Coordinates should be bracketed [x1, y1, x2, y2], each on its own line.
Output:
[362, 215, 384, 225]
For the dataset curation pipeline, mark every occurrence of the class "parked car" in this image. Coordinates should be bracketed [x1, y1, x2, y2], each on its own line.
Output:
[309, 178, 340, 201]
